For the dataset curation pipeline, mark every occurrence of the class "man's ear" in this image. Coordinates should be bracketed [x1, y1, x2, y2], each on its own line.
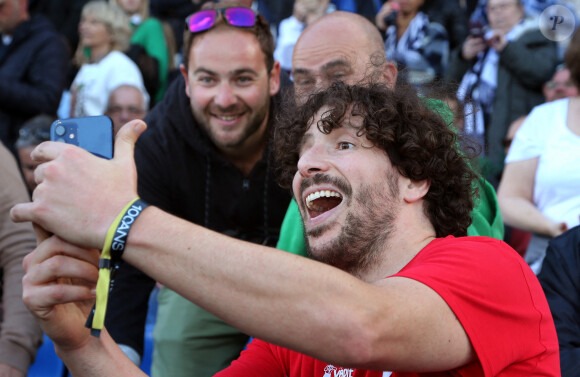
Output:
[402, 178, 430, 203]
[180, 63, 192, 98]
[269, 61, 281, 96]
[383, 61, 398, 89]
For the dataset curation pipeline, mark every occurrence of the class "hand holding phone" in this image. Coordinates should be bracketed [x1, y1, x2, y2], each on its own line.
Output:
[51, 115, 114, 159]
[468, 20, 486, 39]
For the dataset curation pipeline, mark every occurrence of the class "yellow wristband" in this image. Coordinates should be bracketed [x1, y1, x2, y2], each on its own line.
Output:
[88, 198, 148, 336]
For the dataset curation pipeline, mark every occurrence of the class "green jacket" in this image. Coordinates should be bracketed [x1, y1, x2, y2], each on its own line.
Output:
[131, 17, 170, 104]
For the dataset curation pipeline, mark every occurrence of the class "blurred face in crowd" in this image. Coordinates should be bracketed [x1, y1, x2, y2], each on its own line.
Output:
[0, 0, 26, 34]
[116, 0, 143, 15]
[543, 68, 579, 102]
[486, 0, 524, 35]
[78, 12, 112, 49]
[105, 85, 148, 135]
[292, 12, 397, 104]
[181, 27, 280, 153]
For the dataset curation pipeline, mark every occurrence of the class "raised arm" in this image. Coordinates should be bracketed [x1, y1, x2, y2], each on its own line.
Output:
[13, 121, 474, 373]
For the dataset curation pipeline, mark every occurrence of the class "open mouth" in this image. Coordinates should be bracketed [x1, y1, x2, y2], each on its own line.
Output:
[305, 190, 343, 218]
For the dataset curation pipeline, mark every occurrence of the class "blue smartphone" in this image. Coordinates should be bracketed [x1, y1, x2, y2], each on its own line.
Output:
[50, 116, 114, 159]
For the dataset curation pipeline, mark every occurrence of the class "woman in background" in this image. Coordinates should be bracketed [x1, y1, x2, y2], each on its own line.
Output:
[375, 0, 449, 87]
[111, 0, 172, 104]
[70, 1, 145, 118]
[498, 27, 580, 274]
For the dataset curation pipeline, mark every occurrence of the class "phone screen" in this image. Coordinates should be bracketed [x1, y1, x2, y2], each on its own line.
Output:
[51, 116, 114, 159]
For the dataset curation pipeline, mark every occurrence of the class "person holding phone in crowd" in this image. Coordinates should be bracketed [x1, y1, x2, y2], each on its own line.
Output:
[447, 0, 558, 187]
[12, 80, 560, 376]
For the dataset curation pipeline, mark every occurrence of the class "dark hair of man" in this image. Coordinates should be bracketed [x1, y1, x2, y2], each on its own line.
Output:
[274, 82, 478, 237]
[181, 1, 274, 75]
[564, 27, 580, 88]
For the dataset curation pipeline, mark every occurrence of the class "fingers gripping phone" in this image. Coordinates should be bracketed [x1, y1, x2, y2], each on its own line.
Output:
[50, 116, 114, 159]
[50, 116, 115, 337]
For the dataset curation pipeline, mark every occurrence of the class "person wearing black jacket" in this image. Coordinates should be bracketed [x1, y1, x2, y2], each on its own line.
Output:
[537, 225, 580, 376]
[28, 0, 91, 57]
[421, 0, 469, 51]
[0, 0, 69, 156]
[105, 3, 292, 376]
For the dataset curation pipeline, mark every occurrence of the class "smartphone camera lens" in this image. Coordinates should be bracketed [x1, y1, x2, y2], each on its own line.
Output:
[55, 124, 66, 137]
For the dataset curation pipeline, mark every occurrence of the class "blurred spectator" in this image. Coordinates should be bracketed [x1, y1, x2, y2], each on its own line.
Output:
[330, 0, 383, 22]
[28, 0, 91, 58]
[257, 0, 294, 38]
[421, 0, 469, 51]
[449, 0, 558, 187]
[0, 0, 69, 157]
[502, 115, 525, 153]
[497, 27, 580, 274]
[105, 84, 149, 134]
[421, 81, 465, 131]
[501, 115, 531, 256]
[0, 142, 43, 377]
[70, 1, 145, 118]
[502, 65, 578, 257]
[111, 0, 172, 105]
[376, 0, 449, 87]
[469, 0, 579, 59]
[469, 0, 578, 27]
[149, 0, 198, 60]
[14, 114, 55, 193]
[543, 65, 579, 102]
[274, 0, 334, 72]
[537, 225, 580, 376]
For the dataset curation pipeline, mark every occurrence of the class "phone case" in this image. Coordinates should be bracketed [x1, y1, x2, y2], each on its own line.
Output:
[50, 116, 114, 159]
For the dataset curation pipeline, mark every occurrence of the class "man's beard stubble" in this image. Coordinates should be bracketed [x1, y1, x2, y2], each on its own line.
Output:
[192, 94, 270, 150]
[303, 172, 400, 279]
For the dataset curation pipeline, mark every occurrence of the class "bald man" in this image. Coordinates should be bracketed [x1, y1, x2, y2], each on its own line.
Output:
[276, 11, 504, 256]
[105, 84, 149, 135]
[291, 11, 397, 102]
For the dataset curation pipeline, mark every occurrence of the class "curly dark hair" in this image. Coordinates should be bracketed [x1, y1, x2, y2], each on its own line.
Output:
[274, 82, 478, 237]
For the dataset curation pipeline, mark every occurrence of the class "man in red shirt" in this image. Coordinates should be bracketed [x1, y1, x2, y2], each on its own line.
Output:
[13, 79, 559, 375]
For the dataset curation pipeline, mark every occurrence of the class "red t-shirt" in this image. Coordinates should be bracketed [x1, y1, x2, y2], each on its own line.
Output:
[217, 236, 560, 376]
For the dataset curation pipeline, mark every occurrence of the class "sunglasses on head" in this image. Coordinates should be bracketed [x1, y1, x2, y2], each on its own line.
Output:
[185, 7, 258, 33]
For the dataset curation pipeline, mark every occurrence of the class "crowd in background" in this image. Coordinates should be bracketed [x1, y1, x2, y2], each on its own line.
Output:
[1, 0, 580, 376]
